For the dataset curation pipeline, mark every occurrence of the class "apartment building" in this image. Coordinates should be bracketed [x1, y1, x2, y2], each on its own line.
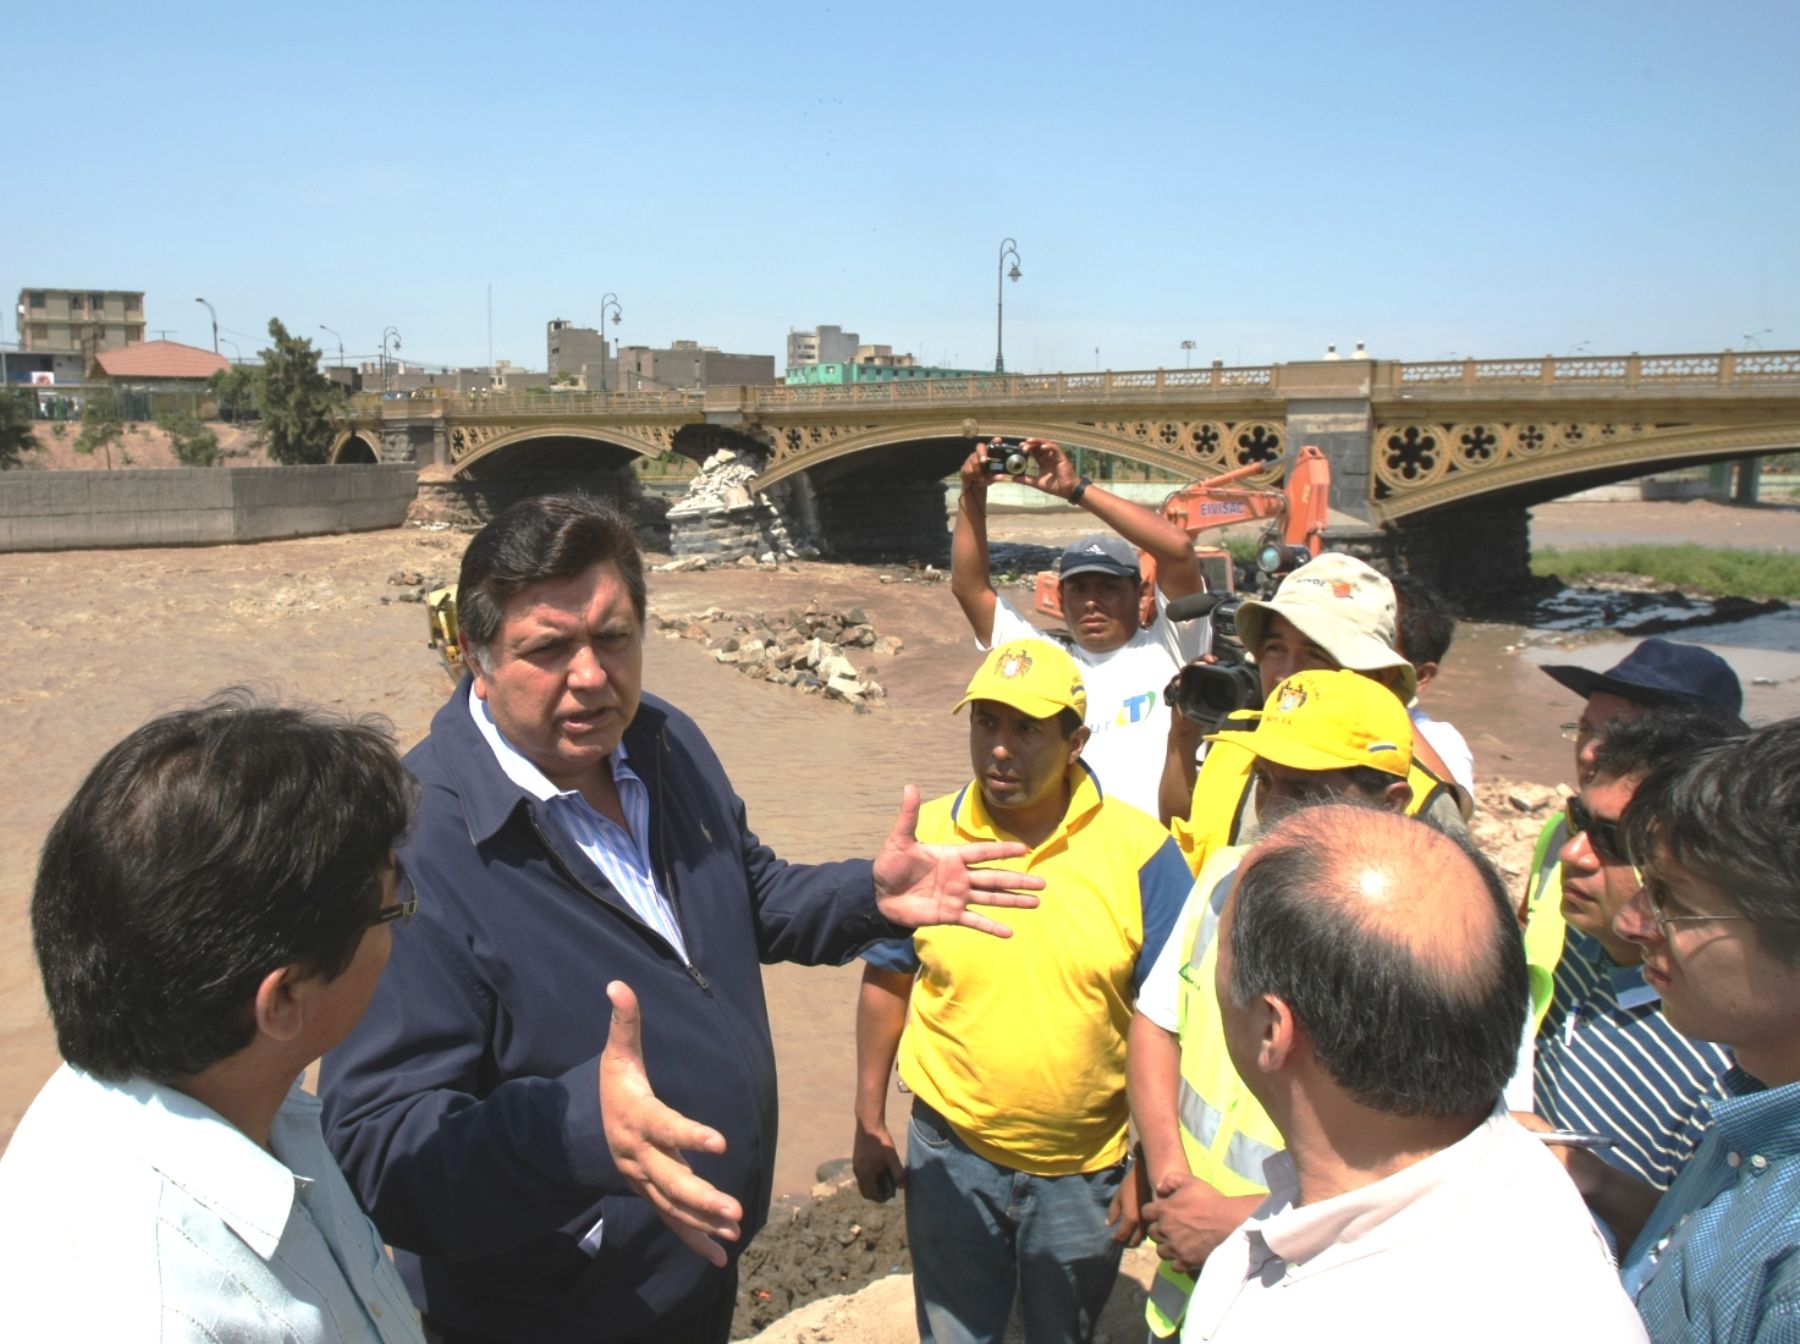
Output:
[16, 287, 147, 356]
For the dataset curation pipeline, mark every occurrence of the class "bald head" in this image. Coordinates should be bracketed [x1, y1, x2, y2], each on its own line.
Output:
[1224, 805, 1527, 1119]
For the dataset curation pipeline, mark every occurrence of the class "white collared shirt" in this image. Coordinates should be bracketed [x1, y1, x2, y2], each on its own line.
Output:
[1182, 1109, 1647, 1342]
[467, 685, 688, 961]
[0, 1065, 424, 1342]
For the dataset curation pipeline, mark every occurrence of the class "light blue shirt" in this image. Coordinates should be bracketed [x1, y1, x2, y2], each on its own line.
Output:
[0, 1065, 424, 1342]
[468, 685, 688, 961]
[1621, 1070, 1800, 1342]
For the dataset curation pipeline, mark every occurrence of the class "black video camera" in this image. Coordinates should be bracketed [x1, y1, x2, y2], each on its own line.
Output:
[1165, 592, 1263, 729]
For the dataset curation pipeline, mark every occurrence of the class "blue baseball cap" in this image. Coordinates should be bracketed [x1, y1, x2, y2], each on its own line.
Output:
[1541, 637, 1743, 718]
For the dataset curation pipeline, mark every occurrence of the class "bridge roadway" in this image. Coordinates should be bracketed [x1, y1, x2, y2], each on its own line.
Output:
[335, 349, 1800, 593]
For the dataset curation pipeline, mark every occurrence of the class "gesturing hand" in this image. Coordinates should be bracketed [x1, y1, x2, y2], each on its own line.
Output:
[872, 785, 1044, 936]
[599, 981, 743, 1267]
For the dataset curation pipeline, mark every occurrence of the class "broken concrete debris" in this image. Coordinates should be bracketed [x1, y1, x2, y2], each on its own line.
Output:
[656, 600, 901, 706]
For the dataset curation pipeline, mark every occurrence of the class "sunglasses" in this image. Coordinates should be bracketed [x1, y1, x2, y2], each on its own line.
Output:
[370, 866, 419, 928]
[1565, 796, 1628, 866]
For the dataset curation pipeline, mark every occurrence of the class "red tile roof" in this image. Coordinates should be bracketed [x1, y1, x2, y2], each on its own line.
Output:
[96, 340, 232, 380]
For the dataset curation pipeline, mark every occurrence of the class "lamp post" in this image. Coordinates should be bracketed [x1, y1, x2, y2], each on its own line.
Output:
[381, 327, 402, 394]
[994, 238, 1021, 373]
[219, 337, 241, 363]
[319, 324, 344, 371]
[598, 293, 622, 393]
[194, 297, 219, 353]
[1180, 339, 1196, 368]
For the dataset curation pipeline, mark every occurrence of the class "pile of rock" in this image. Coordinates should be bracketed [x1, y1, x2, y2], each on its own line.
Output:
[1469, 779, 1563, 882]
[658, 601, 902, 707]
[665, 446, 819, 564]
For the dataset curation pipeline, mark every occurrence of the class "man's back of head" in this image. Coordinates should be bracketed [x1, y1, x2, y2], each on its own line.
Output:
[1223, 805, 1526, 1124]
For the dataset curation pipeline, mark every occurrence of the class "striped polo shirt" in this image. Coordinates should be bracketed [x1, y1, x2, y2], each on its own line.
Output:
[467, 686, 689, 962]
[1533, 929, 1732, 1189]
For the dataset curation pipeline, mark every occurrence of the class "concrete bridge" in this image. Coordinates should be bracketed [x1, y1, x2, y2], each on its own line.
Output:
[334, 348, 1800, 592]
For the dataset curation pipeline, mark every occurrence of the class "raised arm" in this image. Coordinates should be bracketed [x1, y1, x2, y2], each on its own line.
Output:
[950, 443, 1000, 644]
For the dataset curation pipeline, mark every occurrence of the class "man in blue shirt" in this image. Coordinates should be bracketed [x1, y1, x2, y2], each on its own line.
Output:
[1550, 717, 1800, 1342]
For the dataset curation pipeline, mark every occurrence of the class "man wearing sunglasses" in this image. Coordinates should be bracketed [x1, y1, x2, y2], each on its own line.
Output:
[1523, 710, 1739, 1201]
[1540, 717, 1800, 1343]
[0, 696, 426, 1342]
[1518, 639, 1744, 1027]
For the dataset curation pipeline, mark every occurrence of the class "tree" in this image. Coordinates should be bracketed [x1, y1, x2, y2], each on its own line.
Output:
[75, 386, 127, 470]
[0, 389, 39, 470]
[157, 409, 222, 467]
[258, 318, 344, 464]
[208, 364, 261, 423]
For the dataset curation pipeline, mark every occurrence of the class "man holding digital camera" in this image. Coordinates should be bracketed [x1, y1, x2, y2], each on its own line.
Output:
[950, 436, 1207, 820]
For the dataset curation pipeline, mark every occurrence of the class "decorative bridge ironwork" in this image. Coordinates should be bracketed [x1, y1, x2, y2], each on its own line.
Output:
[335, 349, 1800, 523]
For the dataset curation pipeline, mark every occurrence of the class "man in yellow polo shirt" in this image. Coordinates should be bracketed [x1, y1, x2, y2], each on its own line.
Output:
[851, 639, 1191, 1344]
[1130, 669, 1417, 1337]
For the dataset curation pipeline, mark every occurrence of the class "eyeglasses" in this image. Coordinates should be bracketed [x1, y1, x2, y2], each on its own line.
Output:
[1564, 795, 1628, 866]
[370, 866, 419, 928]
[1640, 881, 1752, 939]
[1558, 720, 1589, 745]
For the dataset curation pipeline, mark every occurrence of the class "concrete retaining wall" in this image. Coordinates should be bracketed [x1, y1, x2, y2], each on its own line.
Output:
[0, 465, 418, 552]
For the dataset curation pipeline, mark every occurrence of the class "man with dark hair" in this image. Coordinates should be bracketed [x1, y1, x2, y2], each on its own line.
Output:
[1180, 806, 1646, 1341]
[850, 639, 1191, 1343]
[1524, 709, 1739, 1195]
[0, 695, 425, 1341]
[320, 492, 1043, 1344]
[1130, 668, 1417, 1337]
[1550, 718, 1800, 1342]
[1390, 573, 1474, 797]
[951, 436, 1206, 817]
[1518, 639, 1745, 1028]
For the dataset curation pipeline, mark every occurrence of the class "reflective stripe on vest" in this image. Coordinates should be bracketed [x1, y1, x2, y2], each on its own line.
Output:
[1178, 1079, 1281, 1186]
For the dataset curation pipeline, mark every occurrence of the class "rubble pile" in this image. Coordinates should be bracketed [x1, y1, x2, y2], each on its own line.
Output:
[380, 568, 454, 605]
[1469, 779, 1563, 881]
[658, 601, 902, 707]
[666, 447, 820, 564]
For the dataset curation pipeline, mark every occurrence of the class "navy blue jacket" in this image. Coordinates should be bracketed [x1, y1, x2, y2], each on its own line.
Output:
[320, 682, 890, 1341]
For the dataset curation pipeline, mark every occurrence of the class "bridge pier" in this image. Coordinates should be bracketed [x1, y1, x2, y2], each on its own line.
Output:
[811, 474, 952, 564]
[1335, 504, 1532, 601]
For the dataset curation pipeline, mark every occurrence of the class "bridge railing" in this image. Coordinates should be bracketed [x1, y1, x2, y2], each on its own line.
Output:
[741, 364, 1283, 409]
[1379, 350, 1800, 393]
[346, 389, 703, 417]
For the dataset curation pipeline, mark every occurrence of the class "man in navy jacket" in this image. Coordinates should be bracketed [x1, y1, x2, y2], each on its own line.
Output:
[320, 493, 1039, 1344]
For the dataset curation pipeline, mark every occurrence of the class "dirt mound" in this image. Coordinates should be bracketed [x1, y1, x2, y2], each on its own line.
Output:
[733, 1178, 910, 1338]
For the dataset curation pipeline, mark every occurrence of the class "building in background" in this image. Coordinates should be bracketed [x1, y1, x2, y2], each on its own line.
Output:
[546, 318, 617, 390]
[785, 344, 989, 386]
[786, 324, 859, 369]
[618, 340, 775, 392]
[92, 339, 230, 419]
[16, 288, 147, 358]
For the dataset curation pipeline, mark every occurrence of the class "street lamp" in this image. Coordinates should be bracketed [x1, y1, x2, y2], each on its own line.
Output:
[381, 326, 402, 394]
[994, 239, 1021, 373]
[598, 293, 622, 393]
[195, 297, 218, 353]
[319, 324, 344, 370]
[1180, 339, 1197, 368]
[219, 337, 241, 363]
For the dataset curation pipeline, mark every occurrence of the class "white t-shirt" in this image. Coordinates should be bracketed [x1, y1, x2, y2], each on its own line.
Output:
[1410, 705, 1476, 796]
[988, 594, 1206, 819]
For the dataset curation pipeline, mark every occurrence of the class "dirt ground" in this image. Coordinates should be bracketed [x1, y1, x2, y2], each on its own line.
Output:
[0, 494, 1792, 1342]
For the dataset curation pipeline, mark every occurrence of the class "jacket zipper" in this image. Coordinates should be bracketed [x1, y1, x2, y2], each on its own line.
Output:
[650, 726, 710, 994]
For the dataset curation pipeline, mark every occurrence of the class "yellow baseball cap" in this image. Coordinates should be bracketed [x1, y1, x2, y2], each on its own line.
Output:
[954, 639, 1088, 720]
[1206, 668, 1412, 777]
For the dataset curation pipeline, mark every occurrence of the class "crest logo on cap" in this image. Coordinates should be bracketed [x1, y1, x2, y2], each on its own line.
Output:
[1278, 686, 1308, 713]
[1330, 580, 1353, 598]
[999, 649, 1034, 679]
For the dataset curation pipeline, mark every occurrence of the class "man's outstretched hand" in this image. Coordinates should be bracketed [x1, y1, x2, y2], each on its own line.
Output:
[872, 785, 1044, 936]
[600, 981, 743, 1267]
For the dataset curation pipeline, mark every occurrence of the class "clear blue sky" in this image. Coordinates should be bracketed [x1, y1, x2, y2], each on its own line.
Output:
[9, 0, 1796, 374]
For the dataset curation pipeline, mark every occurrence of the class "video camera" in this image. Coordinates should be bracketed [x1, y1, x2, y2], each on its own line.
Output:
[1164, 592, 1262, 729]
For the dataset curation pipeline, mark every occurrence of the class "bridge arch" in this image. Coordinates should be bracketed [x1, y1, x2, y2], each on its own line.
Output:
[328, 430, 380, 464]
[1372, 419, 1800, 520]
[449, 423, 667, 478]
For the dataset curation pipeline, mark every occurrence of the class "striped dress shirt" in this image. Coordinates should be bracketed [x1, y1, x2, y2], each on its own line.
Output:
[467, 687, 689, 962]
[1534, 930, 1732, 1189]
[1622, 1071, 1800, 1343]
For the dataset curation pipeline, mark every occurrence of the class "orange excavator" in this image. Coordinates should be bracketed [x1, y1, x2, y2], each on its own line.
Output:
[1033, 443, 1332, 624]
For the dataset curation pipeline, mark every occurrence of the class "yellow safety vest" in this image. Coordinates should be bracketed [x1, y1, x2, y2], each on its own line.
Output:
[1170, 739, 1454, 877]
[1521, 812, 1572, 1029]
[1145, 847, 1282, 1337]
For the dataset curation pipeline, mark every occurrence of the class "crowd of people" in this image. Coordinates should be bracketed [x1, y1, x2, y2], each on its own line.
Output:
[0, 442, 1794, 1344]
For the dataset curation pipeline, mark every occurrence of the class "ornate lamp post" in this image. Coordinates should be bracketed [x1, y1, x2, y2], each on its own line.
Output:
[599, 294, 622, 393]
[194, 297, 219, 353]
[381, 327, 403, 394]
[1180, 339, 1197, 368]
[994, 239, 1021, 373]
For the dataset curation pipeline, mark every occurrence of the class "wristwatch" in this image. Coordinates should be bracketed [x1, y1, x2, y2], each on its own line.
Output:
[1068, 475, 1093, 506]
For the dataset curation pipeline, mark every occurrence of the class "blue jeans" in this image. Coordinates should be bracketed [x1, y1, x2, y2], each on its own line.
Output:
[905, 1100, 1126, 1344]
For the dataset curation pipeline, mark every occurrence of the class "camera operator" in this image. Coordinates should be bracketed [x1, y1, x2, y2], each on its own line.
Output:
[1156, 553, 1466, 874]
[952, 436, 1206, 819]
